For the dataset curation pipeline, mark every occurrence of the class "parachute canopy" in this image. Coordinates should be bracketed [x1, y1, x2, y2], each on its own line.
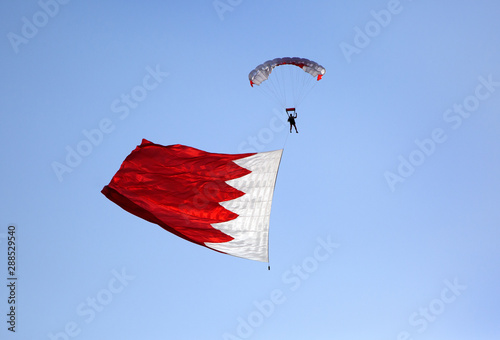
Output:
[249, 57, 326, 87]
[248, 57, 326, 109]
[102, 139, 283, 262]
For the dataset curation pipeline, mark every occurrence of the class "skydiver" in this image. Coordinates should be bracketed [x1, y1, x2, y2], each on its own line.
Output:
[288, 111, 298, 133]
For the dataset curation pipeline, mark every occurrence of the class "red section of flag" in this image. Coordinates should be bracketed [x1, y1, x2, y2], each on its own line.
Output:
[102, 139, 256, 247]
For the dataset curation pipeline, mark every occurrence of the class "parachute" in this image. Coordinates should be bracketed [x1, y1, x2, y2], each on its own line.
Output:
[248, 57, 326, 110]
[102, 139, 282, 262]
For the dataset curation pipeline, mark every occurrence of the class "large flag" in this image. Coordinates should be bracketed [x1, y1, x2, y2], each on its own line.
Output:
[102, 139, 282, 262]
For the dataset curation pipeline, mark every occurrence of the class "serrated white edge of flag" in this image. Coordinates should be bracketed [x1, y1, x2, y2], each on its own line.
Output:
[204, 149, 283, 262]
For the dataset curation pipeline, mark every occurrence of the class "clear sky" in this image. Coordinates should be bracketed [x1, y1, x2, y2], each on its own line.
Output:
[1, 0, 500, 339]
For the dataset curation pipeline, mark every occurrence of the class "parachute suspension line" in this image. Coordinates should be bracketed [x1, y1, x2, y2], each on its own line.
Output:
[256, 83, 282, 109]
[294, 65, 304, 108]
[292, 66, 300, 108]
[266, 73, 278, 104]
[275, 67, 286, 106]
[295, 74, 318, 108]
[257, 69, 288, 109]
[288, 67, 295, 105]
[295, 69, 308, 107]
[267, 69, 286, 107]
[277, 64, 288, 107]
[285, 65, 302, 109]
[287, 66, 295, 107]
[282, 64, 319, 109]
[298, 68, 309, 105]
[260, 81, 276, 106]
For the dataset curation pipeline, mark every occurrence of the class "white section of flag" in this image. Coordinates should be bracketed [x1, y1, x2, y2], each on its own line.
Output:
[205, 149, 283, 262]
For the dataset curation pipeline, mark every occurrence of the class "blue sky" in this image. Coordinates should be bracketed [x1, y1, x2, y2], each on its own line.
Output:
[1, 0, 500, 339]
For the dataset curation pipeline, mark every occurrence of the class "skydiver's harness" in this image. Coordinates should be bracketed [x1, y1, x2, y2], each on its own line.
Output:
[275, 107, 299, 152]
